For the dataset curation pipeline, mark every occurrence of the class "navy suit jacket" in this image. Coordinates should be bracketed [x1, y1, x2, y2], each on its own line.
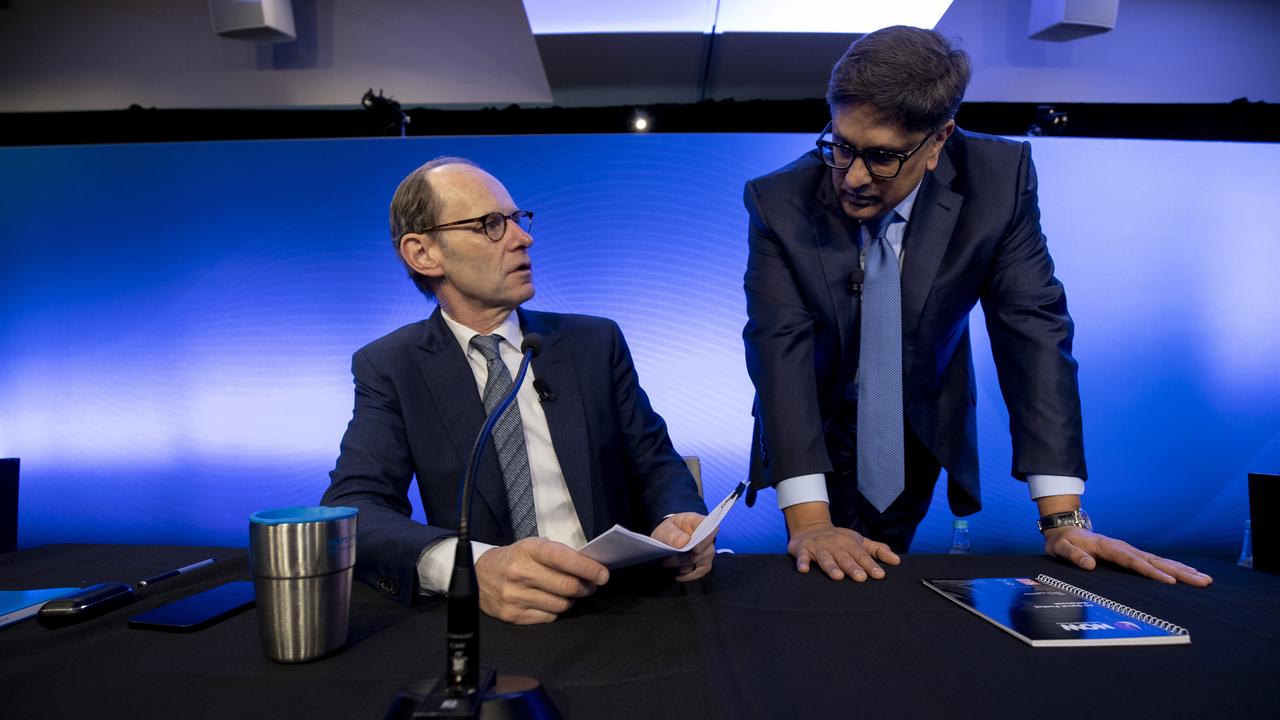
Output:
[322, 307, 706, 605]
[742, 129, 1086, 515]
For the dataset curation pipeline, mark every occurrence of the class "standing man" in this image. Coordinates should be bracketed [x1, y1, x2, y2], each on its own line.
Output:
[323, 157, 713, 625]
[742, 26, 1210, 586]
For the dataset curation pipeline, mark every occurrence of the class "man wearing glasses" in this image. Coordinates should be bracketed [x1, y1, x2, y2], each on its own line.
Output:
[323, 157, 713, 624]
[743, 26, 1211, 587]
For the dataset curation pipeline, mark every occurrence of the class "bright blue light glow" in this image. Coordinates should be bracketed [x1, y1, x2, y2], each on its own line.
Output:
[523, 0, 954, 35]
[714, 0, 954, 34]
[1, 134, 1276, 555]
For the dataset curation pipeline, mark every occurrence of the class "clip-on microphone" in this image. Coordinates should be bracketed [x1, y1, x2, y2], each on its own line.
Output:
[388, 333, 560, 719]
[847, 264, 864, 297]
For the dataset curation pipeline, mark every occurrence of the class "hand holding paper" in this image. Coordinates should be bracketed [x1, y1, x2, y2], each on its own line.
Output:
[653, 512, 717, 581]
[579, 482, 745, 570]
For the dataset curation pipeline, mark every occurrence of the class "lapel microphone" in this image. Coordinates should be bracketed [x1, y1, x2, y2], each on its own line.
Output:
[847, 265, 864, 296]
[533, 378, 556, 403]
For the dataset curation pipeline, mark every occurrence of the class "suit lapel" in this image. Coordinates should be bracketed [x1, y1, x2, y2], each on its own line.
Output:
[414, 307, 512, 539]
[901, 148, 964, 375]
[519, 309, 596, 538]
[811, 175, 863, 357]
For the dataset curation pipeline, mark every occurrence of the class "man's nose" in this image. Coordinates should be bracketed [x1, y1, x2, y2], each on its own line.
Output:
[508, 222, 533, 248]
[842, 157, 872, 189]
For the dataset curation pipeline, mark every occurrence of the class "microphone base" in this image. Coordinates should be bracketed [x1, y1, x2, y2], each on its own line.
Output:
[387, 668, 561, 720]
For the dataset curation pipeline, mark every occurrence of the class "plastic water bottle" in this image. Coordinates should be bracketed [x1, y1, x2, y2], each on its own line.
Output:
[1238, 519, 1253, 568]
[949, 518, 970, 555]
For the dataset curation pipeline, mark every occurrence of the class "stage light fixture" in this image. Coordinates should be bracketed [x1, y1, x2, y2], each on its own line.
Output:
[1026, 106, 1069, 136]
[632, 110, 651, 132]
[361, 88, 410, 137]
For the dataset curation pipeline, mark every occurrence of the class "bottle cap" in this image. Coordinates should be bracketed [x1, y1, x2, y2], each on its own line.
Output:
[952, 518, 969, 529]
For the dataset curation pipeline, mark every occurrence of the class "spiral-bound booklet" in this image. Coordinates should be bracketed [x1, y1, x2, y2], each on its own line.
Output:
[922, 575, 1190, 647]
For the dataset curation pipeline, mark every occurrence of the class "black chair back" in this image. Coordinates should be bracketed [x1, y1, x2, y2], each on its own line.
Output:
[0, 458, 18, 552]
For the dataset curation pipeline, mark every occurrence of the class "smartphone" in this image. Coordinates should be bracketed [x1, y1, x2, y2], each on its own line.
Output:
[127, 580, 255, 632]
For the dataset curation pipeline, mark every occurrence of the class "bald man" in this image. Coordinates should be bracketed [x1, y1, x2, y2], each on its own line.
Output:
[322, 157, 714, 624]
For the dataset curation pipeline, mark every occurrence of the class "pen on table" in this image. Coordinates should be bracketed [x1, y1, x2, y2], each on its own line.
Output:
[136, 558, 218, 588]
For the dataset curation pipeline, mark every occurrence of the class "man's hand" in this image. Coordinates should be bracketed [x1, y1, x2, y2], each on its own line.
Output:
[1043, 527, 1213, 586]
[474, 537, 610, 625]
[651, 512, 716, 581]
[784, 501, 899, 581]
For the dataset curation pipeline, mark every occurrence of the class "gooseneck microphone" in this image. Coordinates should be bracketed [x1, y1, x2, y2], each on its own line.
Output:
[459, 333, 542, 542]
[393, 332, 559, 719]
[448, 333, 543, 693]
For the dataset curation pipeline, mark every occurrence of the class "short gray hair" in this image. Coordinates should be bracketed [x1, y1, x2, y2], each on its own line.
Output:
[827, 25, 971, 135]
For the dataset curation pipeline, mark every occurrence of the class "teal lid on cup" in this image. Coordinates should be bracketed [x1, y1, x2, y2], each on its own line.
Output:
[249, 506, 357, 526]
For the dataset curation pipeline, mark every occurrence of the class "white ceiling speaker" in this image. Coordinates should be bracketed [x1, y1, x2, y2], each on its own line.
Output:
[209, 0, 296, 43]
[1028, 0, 1118, 41]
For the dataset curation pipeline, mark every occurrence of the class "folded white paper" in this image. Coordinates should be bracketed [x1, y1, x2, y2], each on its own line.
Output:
[578, 482, 745, 569]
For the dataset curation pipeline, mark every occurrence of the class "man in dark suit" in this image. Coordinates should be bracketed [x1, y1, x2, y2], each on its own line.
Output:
[743, 26, 1210, 587]
[322, 157, 713, 624]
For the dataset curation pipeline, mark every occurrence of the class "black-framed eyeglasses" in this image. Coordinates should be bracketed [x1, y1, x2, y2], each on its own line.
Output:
[815, 123, 932, 179]
[422, 210, 534, 241]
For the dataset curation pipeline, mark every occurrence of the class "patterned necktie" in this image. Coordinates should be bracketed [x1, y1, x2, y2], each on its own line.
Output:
[857, 212, 906, 513]
[469, 335, 539, 540]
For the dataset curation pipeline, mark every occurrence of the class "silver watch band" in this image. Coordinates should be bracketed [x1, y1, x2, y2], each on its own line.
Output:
[1037, 509, 1091, 533]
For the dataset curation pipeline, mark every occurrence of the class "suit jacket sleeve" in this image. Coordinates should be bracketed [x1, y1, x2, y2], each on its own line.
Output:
[980, 142, 1087, 479]
[742, 180, 834, 486]
[605, 320, 708, 526]
[321, 348, 451, 606]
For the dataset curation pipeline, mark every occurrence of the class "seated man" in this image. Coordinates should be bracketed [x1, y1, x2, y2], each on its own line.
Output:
[322, 157, 713, 625]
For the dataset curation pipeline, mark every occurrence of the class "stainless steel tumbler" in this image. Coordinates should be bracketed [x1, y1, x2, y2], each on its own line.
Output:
[249, 506, 357, 663]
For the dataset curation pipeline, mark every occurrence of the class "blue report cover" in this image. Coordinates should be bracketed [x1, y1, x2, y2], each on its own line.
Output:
[0, 588, 79, 629]
[922, 575, 1190, 647]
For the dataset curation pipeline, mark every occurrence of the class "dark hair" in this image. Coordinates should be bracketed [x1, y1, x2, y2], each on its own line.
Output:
[388, 155, 480, 297]
[826, 25, 971, 135]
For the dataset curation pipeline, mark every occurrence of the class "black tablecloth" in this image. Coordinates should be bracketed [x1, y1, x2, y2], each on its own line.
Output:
[2, 545, 1277, 719]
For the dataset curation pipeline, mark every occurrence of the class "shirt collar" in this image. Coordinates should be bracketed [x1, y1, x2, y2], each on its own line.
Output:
[894, 178, 924, 224]
[440, 308, 524, 354]
[860, 178, 923, 238]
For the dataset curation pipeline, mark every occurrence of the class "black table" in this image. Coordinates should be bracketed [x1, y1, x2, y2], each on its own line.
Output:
[2, 545, 1277, 719]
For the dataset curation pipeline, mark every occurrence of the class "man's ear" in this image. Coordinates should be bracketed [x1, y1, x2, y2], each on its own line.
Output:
[924, 119, 956, 172]
[399, 232, 444, 280]
[936, 119, 956, 144]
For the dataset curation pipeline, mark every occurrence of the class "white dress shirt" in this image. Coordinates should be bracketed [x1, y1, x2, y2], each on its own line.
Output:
[417, 309, 587, 594]
[774, 180, 1084, 512]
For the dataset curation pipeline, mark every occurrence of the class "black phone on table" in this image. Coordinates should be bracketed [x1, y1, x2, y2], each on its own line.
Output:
[127, 580, 255, 632]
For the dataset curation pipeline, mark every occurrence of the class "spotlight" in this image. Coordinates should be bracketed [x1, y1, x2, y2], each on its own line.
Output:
[631, 110, 651, 133]
[361, 88, 410, 137]
[1026, 105, 1069, 136]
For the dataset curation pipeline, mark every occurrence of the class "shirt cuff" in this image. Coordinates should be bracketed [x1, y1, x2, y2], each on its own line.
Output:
[775, 473, 830, 509]
[1026, 474, 1085, 500]
[417, 538, 499, 595]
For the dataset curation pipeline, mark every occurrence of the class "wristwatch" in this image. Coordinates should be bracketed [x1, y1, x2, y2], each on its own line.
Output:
[1037, 509, 1091, 534]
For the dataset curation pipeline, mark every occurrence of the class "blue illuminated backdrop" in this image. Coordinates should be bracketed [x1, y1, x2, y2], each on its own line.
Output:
[1, 134, 1276, 555]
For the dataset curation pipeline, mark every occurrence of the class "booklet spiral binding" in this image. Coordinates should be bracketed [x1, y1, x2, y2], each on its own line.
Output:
[1034, 574, 1188, 636]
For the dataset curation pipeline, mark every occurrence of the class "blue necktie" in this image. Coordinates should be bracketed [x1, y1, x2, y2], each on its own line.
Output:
[470, 335, 539, 540]
[857, 213, 905, 513]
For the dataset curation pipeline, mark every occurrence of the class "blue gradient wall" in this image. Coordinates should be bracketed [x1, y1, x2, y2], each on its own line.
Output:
[2, 135, 1276, 555]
